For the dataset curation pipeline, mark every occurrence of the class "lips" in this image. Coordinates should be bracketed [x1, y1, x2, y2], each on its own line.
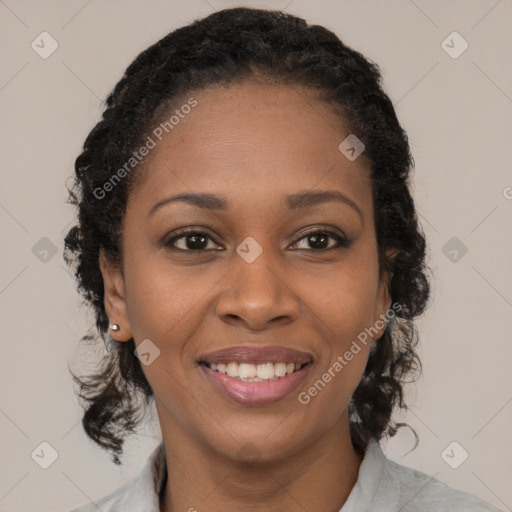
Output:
[198, 345, 313, 366]
[197, 345, 314, 405]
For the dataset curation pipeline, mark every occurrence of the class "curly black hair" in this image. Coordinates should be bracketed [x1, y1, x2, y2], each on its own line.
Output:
[64, 7, 430, 465]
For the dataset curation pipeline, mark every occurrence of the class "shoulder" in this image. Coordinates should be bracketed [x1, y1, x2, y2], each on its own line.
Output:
[66, 442, 166, 512]
[353, 440, 504, 512]
[67, 484, 128, 512]
[384, 452, 503, 512]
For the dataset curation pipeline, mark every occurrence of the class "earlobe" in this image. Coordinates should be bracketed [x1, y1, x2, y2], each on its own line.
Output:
[383, 248, 399, 312]
[373, 251, 396, 340]
[371, 276, 392, 342]
[99, 249, 133, 342]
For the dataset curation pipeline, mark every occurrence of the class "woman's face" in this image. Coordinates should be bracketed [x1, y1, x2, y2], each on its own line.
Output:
[101, 82, 391, 462]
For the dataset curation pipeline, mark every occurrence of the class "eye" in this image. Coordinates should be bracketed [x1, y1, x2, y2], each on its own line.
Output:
[164, 226, 351, 254]
[165, 230, 222, 252]
[290, 228, 351, 251]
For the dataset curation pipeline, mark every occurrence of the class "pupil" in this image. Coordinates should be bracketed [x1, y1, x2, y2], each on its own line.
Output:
[309, 234, 328, 249]
[187, 234, 207, 250]
[183, 233, 330, 250]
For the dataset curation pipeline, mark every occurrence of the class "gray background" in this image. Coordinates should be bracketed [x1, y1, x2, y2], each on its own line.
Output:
[0, 0, 511, 511]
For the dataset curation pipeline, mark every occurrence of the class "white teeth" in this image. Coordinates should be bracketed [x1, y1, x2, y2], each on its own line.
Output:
[274, 362, 287, 377]
[238, 363, 257, 379]
[226, 362, 238, 377]
[206, 361, 305, 381]
[257, 363, 274, 379]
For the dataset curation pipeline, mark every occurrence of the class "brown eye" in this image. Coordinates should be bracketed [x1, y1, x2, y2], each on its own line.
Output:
[290, 229, 351, 251]
[163, 227, 351, 254]
[165, 230, 221, 252]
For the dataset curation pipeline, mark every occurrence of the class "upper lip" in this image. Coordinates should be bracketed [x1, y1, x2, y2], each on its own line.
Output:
[199, 345, 313, 365]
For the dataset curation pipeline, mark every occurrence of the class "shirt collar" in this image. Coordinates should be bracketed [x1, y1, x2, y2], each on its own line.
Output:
[340, 438, 399, 511]
[115, 441, 166, 511]
[126, 438, 394, 512]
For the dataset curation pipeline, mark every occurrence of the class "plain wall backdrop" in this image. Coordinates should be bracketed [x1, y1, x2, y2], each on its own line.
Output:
[1, 1, 511, 511]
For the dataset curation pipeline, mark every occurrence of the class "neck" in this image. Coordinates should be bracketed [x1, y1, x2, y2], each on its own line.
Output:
[158, 409, 363, 512]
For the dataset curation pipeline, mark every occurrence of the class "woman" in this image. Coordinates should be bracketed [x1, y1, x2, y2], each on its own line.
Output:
[65, 7, 502, 511]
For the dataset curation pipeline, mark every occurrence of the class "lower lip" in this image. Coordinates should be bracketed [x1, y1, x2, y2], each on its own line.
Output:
[200, 363, 312, 406]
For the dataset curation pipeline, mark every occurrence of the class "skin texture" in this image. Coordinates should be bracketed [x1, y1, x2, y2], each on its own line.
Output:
[99, 82, 392, 512]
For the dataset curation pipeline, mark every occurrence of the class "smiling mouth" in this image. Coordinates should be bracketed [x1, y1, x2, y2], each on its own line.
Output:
[200, 361, 311, 382]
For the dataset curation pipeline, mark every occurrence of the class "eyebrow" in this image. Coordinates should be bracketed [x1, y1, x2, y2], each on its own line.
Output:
[148, 190, 363, 222]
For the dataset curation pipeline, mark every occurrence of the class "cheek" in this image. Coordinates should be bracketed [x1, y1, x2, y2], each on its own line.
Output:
[306, 256, 380, 403]
[298, 266, 378, 421]
[122, 249, 228, 366]
[122, 251, 194, 343]
[122, 255, 210, 413]
[311, 257, 381, 341]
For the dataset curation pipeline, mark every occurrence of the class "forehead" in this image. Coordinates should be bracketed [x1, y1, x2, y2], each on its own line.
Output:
[130, 82, 372, 215]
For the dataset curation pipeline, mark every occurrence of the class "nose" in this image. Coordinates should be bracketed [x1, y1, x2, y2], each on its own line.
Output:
[215, 250, 301, 331]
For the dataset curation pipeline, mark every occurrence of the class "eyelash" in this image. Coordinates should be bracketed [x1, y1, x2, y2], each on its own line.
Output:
[164, 226, 351, 253]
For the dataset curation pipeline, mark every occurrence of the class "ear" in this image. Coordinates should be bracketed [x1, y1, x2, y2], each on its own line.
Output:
[372, 249, 398, 340]
[99, 249, 133, 342]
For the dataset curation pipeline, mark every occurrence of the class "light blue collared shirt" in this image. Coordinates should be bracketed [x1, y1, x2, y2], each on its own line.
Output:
[69, 439, 503, 511]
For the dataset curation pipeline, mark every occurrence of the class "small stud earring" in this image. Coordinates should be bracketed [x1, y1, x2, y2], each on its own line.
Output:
[109, 324, 120, 332]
